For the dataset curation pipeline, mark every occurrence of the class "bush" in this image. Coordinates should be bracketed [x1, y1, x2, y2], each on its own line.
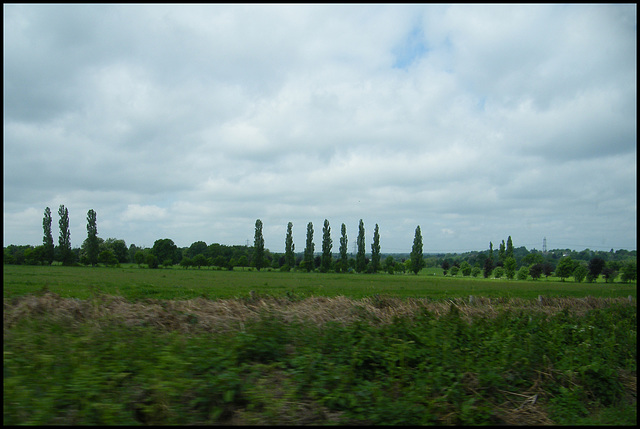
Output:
[517, 266, 529, 280]
[3, 298, 636, 425]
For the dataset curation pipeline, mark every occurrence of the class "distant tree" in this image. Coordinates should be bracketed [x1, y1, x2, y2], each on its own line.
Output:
[529, 263, 543, 280]
[504, 257, 517, 279]
[236, 255, 248, 270]
[493, 266, 504, 279]
[498, 240, 506, 265]
[555, 257, 575, 281]
[587, 257, 606, 282]
[371, 224, 381, 273]
[488, 242, 494, 266]
[253, 219, 265, 271]
[542, 262, 554, 278]
[187, 241, 208, 259]
[602, 264, 618, 283]
[450, 265, 459, 276]
[321, 219, 332, 272]
[193, 254, 208, 269]
[339, 223, 348, 273]
[98, 249, 118, 267]
[471, 266, 482, 278]
[483, 257, 493, 278]
[384, 255, 395, 275]
[42, 207, 55, 265]
[285, 222, 295, 269]
[24, 246, 44, 265]
[134, 250, 145, 267]
[506, 236, 514, 259]
[57, 205, 73, 265]
[573, 264, 588, 283]
[180, 257, 193, 269]
[214, 255, 227, 269]
[104, 238, 128, 263]
[620, 261, 637, 283]
[517, 265, 529, 280]
[152, 239, 179, 265]
[145, 253, 159, 269]
[410, 226, 425, 275]
[522, 252, 545, 266]
[85, 209, 99, 267]
[442, 260, 450, 276]
[356, 219, 366, 273]
[128, 244, 141, 264]
[460, 261, 472, 277]
[304, 222, 315, 272]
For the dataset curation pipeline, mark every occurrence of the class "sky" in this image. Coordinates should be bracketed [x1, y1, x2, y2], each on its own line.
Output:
[3, 4, 637, 254]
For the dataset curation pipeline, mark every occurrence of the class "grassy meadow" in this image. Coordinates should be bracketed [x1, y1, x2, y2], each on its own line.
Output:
[3, 264, 637, 301]
[4, 264, 637, 425]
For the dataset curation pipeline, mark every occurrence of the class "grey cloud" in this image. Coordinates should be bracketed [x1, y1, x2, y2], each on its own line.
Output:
[3, 4, 636, 252]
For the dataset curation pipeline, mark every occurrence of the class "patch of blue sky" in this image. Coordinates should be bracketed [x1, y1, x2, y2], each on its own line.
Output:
[392, 26, 429, 70]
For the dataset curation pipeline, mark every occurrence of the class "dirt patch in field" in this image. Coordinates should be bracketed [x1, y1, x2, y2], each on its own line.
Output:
[4, 292, 635, 334]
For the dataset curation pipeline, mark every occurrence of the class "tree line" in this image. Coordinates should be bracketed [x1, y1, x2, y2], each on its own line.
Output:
[439, 236, 636, 283]
[2, 207, 636, 283]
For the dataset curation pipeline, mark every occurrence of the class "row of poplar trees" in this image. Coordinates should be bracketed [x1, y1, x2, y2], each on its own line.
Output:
[253, 219, 426, 274]
[39, 205, 99, 266]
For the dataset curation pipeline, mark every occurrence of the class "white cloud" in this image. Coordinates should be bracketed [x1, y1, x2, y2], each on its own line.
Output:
[122, 204, 168, 222]
[3, 4, 636, 252]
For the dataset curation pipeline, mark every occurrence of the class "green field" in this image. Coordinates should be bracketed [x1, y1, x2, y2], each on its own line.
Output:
[4, 264, 637, 425]
[3, 264, 637, 301]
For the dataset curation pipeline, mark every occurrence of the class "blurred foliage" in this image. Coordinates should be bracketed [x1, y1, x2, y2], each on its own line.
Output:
[4, 300, 636, 425]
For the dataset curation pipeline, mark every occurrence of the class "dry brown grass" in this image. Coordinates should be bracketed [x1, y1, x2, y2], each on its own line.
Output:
[4, 292, 635, 334]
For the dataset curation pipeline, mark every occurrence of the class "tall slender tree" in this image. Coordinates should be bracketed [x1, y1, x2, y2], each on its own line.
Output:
[42, 207, 54, 265]
[339, 223, 348, 273]
[371, 223, 381, 273]
[356, 219, 366, 273]
[506, 236, 514, 259]
[85, 209, 99, 267]
[303, 222, 314, 272]
[410, 225, 425, 275]
[253, 219, 265, 271]
[285, 222, 295, 269]
[484, 241, 494, 278]
[488, 242, 494, 264]
[58, 204, 72, 265]
[498, 240, 506, 265]
[321, 219, 332, 272]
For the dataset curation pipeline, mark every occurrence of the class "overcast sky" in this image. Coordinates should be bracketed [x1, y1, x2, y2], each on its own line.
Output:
[3, 4, 637, 254]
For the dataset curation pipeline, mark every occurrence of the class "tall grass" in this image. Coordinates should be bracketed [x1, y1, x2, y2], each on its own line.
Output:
[4, 294, 636, 425]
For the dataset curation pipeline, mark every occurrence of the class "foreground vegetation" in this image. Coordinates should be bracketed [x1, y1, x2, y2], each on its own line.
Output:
[4, 291, 636, 425]
[3, 265, 636, 425]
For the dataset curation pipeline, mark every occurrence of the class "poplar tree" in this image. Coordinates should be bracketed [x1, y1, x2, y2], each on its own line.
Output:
[42, 207, 54, 265]
[371, 224, 381, 273]
[58, 204, 72, 265]
[488, 242, 494, 264]
[339, 223, 348, 273]
[356, 219, 366, 273]
[321, 219, 332, 272]
[498, 240, 506, 265]
[506, 236, 514, 259]
[285, 222, 295, 269]
[484, 241, 494, 278]
[303, 222, 314, 272]
[253, 219, 265, 271]
[410, 225, 425, 275]
[86, 209, 99, 267]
